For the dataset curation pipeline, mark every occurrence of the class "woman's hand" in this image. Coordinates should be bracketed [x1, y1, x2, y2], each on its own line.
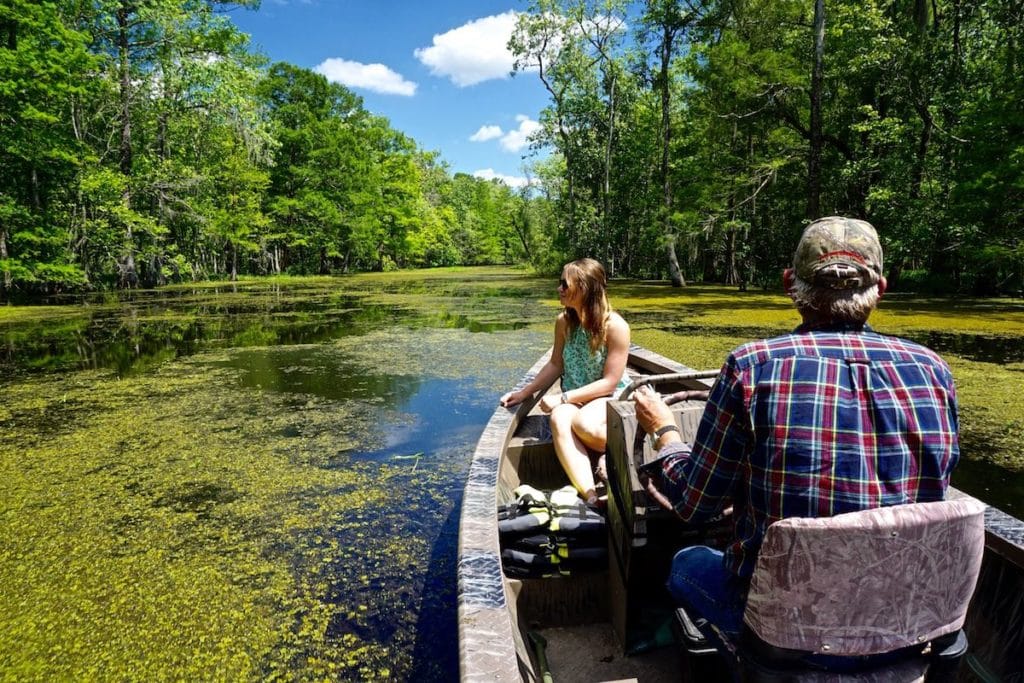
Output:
[539, 394, 561, 414]
[499, 390, 523, 408]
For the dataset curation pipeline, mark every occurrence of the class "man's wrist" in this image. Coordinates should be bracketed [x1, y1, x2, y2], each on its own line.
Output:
[653, 423, 682, 449]
[654, 424, 680, 439]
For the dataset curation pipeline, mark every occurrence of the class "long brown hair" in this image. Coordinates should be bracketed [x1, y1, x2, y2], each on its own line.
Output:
[562, 258, 611, 353]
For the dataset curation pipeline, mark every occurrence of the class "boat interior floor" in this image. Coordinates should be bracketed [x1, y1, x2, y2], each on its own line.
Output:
[536, 624, 688, 683]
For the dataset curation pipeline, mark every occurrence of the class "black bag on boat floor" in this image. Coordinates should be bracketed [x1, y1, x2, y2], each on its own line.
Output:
[498, 485, 607, 578]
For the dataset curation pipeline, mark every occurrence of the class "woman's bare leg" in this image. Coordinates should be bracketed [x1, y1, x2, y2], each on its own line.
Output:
[549, 403, 597, 499]
[572, 397, 612, 452]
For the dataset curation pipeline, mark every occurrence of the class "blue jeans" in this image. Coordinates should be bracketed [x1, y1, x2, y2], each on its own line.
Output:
[668, 546, 910, 675]
[666, 545, 747, 642]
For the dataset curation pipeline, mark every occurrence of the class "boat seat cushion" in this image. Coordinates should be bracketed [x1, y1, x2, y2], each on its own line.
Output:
[743, 498, 986, 657]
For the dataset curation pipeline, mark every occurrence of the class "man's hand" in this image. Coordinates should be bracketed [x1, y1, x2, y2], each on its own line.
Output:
[640, 472, 676, 512]
[634, 385, 682, 449]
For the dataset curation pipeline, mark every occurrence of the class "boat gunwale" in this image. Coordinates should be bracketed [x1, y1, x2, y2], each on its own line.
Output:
[456, 350, 551, 682]
[456, 345, 1024, 682]
[455, 345, 696, 681]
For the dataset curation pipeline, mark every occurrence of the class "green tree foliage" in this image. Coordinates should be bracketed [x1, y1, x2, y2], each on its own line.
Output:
[0, 3, 544, 299]
[5, 1, 1018, 296]
[0, 1, 95, 294]
[512, 0, 1023, 293]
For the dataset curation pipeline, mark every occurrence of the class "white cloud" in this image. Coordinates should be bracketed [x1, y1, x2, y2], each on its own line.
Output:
[314, 58, 417, 96]
[499, 115, 541, 152]
[414, 11, 519, 87]
[473, 169, 530, 189]
[470, 125, 503, 142]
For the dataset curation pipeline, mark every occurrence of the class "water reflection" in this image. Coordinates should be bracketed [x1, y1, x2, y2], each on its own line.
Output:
[218, 346, 425, 403]
[0, 284, 535, 377]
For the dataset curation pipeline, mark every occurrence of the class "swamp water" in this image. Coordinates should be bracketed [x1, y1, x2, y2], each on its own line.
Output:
[2, 267, 1023, 681]
[1, 271, 549, 681]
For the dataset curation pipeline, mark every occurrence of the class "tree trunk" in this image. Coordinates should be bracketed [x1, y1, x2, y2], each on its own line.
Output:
[231, 244, 238, 281]
[117, 2, 137, 288]
[0, 226, 11, 297]
[910, 103, 933, 200]
[535, 48, 577, 250]
[157, 112, 168, 162]
[153, 254, 166, 286]
[557, 122, 577, 250]
[603, 71, 616, 239]
[725, 228, 738, 285]
[30, 168, 41, 211]
[808, 0, 826, 219]
[666, 240, 684, 286]
[514, 202, 532, 261]
[660, 23, 685, 286]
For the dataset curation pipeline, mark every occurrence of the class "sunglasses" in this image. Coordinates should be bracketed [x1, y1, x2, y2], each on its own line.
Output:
[558, 278, 569, 290]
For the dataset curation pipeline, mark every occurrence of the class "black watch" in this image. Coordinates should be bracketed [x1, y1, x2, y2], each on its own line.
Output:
[654, 424, 680, 439]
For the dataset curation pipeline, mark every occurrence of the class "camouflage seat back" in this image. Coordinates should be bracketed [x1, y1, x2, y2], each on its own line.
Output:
[744, 497, 986, 657]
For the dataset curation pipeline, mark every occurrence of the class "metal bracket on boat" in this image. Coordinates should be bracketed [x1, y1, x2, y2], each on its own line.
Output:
[617, 370, 720, 401]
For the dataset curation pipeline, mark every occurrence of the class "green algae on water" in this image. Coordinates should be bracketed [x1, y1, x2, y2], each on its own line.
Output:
[1, 267, 1023, 680]
[1, 316, 544, 680]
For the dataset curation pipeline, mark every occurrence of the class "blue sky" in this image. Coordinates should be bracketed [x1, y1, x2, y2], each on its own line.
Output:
[230, 1, 551, 188]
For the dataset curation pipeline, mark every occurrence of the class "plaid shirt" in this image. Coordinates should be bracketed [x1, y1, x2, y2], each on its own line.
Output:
[659, 322, 960, 578]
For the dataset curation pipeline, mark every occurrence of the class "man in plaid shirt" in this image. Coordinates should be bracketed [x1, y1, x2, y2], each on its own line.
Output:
[635, 216, 959, 642]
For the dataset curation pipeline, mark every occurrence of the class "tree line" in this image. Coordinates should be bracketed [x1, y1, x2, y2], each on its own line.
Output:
[2, 1, 1021, 299]
[0, 0, 548, 299]
[512, 0, 1022, 294]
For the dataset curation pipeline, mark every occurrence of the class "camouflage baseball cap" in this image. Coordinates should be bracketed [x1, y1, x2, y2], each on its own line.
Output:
[793, 216, 883, 289]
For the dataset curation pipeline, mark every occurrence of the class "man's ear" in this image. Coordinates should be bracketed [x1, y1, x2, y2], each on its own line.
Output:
[782, 268, 795, 293]
[877, 275, 887, 298]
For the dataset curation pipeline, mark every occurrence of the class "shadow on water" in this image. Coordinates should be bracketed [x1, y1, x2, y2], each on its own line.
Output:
[408, 496, 462, 681]
[908, 330, 1024, 364]
[954, 458, 1024, 517]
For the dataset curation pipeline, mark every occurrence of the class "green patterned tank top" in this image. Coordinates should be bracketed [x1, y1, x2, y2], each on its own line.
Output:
[561, 324, 609, 392]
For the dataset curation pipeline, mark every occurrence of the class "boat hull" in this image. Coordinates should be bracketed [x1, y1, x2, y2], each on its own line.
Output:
[457, 346, 1024, 682]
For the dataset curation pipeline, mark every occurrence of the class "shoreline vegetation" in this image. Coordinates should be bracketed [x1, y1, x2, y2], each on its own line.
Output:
[3, 1, 1022, 300]
[3, 267, 1022, 475]
[0, 266, 1021, 679]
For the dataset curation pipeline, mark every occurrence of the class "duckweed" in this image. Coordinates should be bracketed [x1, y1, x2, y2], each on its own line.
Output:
[1, 267, 1022, 679]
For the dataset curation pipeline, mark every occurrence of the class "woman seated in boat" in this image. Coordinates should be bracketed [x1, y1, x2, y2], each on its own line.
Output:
[500, 258, 631, 506]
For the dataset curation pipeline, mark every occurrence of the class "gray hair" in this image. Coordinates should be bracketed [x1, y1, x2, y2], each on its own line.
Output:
[789, 275, 880, 323]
